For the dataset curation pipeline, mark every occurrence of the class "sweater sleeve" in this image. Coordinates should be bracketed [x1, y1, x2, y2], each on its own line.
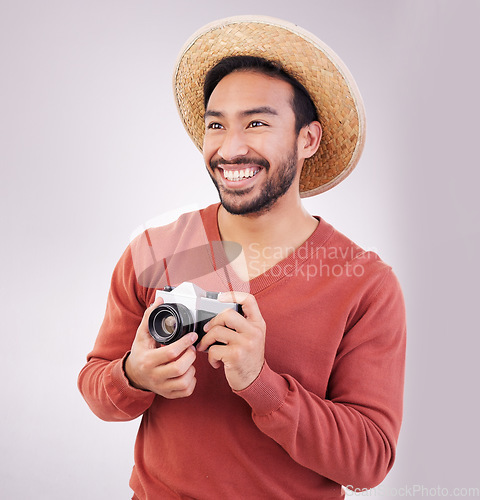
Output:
[235, 269, 406, 490]
[77, 246, 155, 421]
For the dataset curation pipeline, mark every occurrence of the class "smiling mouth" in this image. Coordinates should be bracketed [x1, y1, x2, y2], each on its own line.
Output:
[220, 167, 260, 182]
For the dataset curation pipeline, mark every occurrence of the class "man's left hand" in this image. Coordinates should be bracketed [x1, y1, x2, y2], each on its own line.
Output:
[196, 292, 266, 391]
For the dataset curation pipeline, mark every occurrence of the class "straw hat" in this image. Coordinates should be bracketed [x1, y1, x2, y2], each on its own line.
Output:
[173, 15, 366, 197]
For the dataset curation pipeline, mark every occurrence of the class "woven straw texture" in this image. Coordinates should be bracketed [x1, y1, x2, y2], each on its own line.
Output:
[173, 16, 366, 197]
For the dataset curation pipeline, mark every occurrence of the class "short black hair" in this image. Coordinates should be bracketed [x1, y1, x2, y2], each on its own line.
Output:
[203, 56, 319, 134]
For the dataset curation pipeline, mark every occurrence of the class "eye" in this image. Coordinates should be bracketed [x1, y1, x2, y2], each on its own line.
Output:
[207, 122, 223, 130]
[248, 121, 266, 128]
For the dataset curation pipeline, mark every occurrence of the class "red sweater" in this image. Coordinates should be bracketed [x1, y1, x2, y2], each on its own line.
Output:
[78, 204, 406, 499]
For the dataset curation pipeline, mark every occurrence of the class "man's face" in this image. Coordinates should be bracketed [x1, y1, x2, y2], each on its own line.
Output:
[203, 71, 302, 216]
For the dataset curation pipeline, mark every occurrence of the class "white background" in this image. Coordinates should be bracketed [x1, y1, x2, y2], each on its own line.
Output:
[1, 0, 479, 498]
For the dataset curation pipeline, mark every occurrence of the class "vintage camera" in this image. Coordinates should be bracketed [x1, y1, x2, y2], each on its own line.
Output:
[148, 282, 241, 345]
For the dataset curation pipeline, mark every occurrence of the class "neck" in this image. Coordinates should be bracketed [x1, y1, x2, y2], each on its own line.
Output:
[217, 190, 318, 279]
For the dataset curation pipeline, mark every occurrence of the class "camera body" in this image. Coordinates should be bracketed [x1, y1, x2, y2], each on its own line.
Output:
[148, 282, 241, 345]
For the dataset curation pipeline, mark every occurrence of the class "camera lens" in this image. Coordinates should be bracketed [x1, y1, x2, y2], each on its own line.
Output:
[148, 304, 193, 344]
[161, 315, 177, 335]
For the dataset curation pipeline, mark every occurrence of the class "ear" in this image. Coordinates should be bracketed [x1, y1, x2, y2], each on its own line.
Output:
[298, 121, 322, 159]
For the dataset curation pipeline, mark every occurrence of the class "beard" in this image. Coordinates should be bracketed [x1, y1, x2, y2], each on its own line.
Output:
[207, 149, 298, 216]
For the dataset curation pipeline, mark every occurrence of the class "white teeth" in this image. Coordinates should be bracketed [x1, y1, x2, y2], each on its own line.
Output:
[223, 168, 259, 181]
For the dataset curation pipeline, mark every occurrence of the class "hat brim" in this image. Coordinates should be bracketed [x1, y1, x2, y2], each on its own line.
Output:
[173, 15, 366, 197]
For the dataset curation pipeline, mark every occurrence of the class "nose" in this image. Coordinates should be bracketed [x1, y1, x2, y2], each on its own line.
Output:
[217, 129, 248, 161]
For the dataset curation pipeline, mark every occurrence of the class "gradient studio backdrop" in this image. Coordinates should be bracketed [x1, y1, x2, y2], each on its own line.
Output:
[1, 1, 479, 498]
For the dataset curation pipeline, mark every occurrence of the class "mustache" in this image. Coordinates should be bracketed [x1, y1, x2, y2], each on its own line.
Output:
[210, 157, 270, 170]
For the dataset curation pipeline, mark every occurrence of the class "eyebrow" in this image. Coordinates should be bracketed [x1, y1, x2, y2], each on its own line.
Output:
[204, 106, 279, 120]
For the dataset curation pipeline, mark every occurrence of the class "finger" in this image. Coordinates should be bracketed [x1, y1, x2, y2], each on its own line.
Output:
[160, 345, 197, 379]
[196, 325, 237, 352]
[163, 367, 197, 399]
[207, 347, 223, 370]
[167, 364, 196, 388]
[203, 307, 245, 334]
[217, 292, 263, 322]
[152, 333, 198, 364]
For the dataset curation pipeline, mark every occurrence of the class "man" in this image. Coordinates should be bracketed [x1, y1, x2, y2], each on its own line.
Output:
[78, 16, 406, 499]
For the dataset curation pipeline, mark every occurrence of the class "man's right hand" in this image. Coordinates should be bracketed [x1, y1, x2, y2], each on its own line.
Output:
[124, 298, 198, 398]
